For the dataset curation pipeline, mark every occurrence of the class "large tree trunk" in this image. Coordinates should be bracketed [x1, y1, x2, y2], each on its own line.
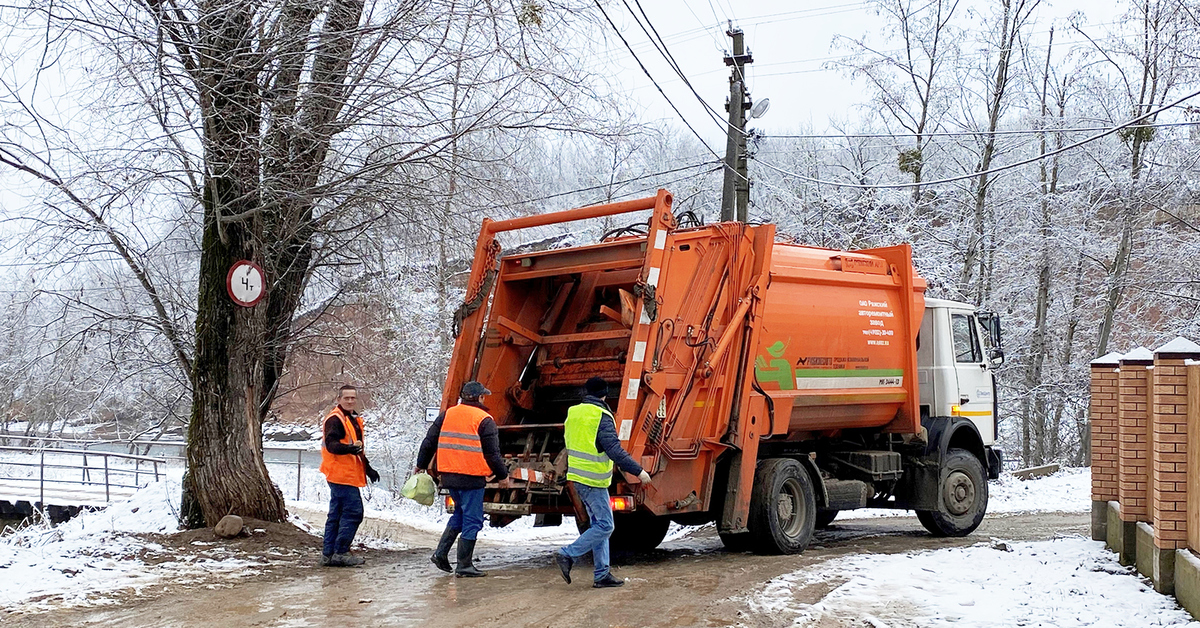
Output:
[181, 1, 284, 526]
[182, 205, 285, 526]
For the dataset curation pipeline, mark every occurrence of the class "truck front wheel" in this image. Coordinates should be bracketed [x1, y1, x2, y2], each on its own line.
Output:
[748, 458, 816, 554]
[916, 448, 988, 537]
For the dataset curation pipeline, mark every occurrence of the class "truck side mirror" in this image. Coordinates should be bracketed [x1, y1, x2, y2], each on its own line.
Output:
[977, 311, 1003, 367]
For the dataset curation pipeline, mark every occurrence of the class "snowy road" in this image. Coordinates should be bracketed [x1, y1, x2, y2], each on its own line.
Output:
[10, 510, 1190, 628]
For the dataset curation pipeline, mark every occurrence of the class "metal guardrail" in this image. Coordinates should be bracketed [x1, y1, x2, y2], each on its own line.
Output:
[0, 445, 166, 507]
[0, 435, 315, 501]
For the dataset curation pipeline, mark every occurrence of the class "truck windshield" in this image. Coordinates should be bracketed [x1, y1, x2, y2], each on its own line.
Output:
[951, 314, 982, 363]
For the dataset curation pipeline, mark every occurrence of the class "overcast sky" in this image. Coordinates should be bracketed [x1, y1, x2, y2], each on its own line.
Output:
[596, 0, 1126, 148]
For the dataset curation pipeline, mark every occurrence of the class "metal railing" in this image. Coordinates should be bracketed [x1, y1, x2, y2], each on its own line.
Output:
[0, 446, 166, 506]
[0, 435, 316, 501]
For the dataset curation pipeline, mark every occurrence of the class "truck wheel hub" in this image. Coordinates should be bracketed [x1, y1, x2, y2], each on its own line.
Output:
[776, 478, 805, 536]
[944, 471, 975, 516]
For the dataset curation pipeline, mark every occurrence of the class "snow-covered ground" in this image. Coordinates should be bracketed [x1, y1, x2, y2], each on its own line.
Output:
[0, 470, 260, 612]
[0, 465, 1177, 625]
[745, 536, 1198, 627]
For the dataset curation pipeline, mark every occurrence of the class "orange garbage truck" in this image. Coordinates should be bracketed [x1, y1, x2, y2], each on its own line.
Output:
[434, 189, 1005, 554]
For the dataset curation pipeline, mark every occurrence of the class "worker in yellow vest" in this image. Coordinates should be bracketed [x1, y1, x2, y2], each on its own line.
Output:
[318, 384, 380, 567]
[554, 377, 652, 588]
[416, 381, 509, 577]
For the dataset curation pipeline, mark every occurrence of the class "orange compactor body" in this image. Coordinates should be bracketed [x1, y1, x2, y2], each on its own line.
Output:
[438, 190, 927, 535]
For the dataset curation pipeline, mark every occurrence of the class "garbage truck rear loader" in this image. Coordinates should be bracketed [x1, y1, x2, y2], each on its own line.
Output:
[433, 190, 1004, 554]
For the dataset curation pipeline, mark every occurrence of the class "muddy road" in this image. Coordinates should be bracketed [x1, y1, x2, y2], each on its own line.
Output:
[6, 512, 1088, 627]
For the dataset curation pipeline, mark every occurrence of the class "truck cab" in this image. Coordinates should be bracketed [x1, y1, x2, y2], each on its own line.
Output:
[916, 298, 1005, 478]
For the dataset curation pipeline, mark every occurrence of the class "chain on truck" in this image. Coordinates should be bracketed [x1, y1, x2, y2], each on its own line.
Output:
[427, 189, 1005, 555]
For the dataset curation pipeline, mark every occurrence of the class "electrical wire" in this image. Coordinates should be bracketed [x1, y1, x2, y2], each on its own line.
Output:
[626, 0, 733, 134]
[591, 0, 747, 183]
[753, 87, 1200, 190]
[484, 160, 719, 210]
[764, 120, 1200, 140]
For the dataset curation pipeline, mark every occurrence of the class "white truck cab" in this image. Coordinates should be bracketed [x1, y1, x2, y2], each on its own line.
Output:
[916, 298, 1004, 477]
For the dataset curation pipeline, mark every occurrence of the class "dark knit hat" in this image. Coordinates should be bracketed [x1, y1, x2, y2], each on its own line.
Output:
[461, 380, 491, 400]
[584, 377, 608, 397]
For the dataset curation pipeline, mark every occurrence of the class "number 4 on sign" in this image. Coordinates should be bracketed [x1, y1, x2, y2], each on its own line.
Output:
[226, 261, 266, 307]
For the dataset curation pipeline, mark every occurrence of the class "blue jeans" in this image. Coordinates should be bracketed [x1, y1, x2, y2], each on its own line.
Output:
[560, 482, 614, 581]
[324, 482, 364, 555]
[448, 487, 485, 541]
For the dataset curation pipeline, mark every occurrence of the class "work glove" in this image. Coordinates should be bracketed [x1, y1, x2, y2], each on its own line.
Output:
[637, 470, 653, 485]
[366, 465, 381, 483]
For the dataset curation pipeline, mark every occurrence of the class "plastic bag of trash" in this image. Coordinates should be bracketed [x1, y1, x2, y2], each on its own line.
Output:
[401, 472, 436, 506]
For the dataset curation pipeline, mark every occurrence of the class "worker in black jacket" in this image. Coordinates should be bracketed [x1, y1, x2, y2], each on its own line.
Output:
[416, 381, 509, 577]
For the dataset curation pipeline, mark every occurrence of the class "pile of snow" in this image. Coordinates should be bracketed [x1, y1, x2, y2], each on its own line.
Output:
[262, 421, 319, 444]
[0, 471, 258, 612]
[745, 536, 1197, 627]
[988, 466, 1091, 514]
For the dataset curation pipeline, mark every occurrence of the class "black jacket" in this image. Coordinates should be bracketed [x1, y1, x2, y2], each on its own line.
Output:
[323, 407, 378, 483]
[416, 400, 508, 490]
[581, 395, 643, 477]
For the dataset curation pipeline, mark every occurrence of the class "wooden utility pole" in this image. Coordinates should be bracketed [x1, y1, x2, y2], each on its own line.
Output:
[720, 27, 753, 222]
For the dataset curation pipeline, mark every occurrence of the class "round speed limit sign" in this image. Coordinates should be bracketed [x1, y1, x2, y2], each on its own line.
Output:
[226, 261, 265, 307]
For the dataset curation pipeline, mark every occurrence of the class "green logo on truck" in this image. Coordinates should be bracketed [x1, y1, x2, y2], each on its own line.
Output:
[754, 339, 795, 390]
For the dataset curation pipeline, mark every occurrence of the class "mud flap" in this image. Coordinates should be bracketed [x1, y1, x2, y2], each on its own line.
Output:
[895, 454, 940, 511]
[719, 451, 753, 534]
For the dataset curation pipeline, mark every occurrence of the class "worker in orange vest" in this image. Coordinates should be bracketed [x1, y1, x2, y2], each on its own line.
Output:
[319, 384, 380, 567]
[416, 380, 509, 577]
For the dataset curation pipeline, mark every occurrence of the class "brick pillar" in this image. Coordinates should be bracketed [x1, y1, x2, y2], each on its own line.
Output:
[1118, 350, 1154, 524]
[1152, 339, 1200, 549]
[1146, 338, 1200, 594]
[1090, 352, 1122, 541]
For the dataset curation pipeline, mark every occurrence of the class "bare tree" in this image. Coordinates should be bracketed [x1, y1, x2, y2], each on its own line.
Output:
[958, 0, 1040, 301]
[0, 0, 614, 526]
[832, 0, 961, 204]
[1079, 0, 1194, 356]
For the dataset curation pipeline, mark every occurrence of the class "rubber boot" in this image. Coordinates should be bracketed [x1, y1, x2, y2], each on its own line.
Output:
[454, 538, 486, 578]
[330, 553, 365, 567]
[431, 527, 458, 573]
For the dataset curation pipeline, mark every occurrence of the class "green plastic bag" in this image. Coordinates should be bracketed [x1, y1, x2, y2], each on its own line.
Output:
[401, 472, 437, 506]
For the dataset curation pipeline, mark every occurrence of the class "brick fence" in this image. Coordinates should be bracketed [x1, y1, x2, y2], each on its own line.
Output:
[1091, 337, 1200, 609]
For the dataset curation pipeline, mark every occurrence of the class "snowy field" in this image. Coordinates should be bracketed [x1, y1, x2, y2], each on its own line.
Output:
[745, 537, 1198, 627]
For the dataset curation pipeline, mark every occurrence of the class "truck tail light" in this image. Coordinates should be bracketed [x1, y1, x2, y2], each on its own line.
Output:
[444, 495, 455, 513]
[610, 495, 636, 512]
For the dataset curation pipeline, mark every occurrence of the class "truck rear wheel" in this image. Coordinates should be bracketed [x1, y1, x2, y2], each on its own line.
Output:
[916, 448, 988, 537]
[748, 458, 816, 555]
[719, 531, 753, 552]
[815, 510, 839, 529]
[610, 511, 670, 553]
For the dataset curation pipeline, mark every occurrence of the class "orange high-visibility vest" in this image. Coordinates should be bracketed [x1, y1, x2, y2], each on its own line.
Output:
[436, 404, 492, 476]
[319, 406, 366, 487]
